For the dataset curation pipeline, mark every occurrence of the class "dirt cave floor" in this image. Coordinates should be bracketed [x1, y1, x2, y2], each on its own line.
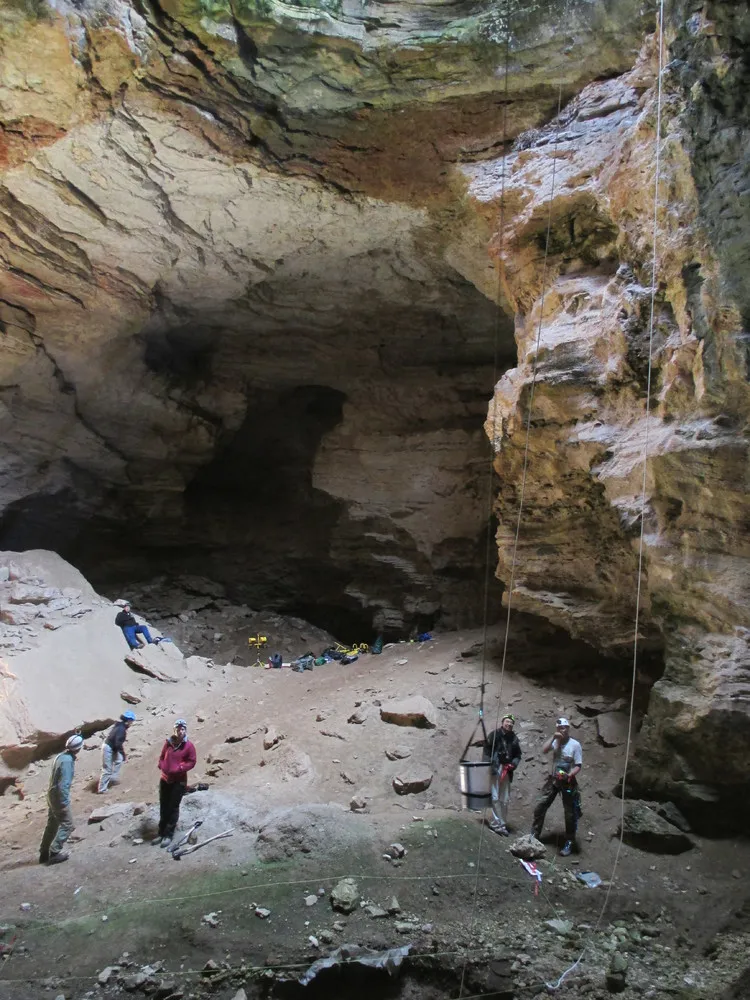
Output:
[1, 626, 749, 1000]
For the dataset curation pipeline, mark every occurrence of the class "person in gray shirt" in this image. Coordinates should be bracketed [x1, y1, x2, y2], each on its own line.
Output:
[531, 717, 583, 857]
[39, 734, 83, 865]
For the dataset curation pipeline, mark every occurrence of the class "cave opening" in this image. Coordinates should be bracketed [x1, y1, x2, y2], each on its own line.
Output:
[0, 274, 517, 642]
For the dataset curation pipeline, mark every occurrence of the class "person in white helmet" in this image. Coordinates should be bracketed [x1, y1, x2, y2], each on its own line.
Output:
[39, 733, 83, 865]
[531, 717, 583, 857]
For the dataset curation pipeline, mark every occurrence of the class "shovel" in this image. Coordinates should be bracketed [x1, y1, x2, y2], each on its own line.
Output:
[168, 819, 202, 856]
[172, 828, 234, 861]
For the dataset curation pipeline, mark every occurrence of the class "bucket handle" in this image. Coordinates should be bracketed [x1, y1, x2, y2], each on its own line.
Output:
[460, 714, 488, 761]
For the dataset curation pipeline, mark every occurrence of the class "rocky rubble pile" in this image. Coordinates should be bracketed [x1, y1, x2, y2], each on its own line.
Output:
[0, 550, 105, 655]
[121, 577, 336, 665]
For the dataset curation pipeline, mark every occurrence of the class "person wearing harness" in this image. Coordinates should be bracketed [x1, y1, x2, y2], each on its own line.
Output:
[155, 719, 196, 848]
[531, 717, 583, 856]
[483, 714, 522, 836]
[39, 734, 83, 865]
[115, 603, 155, 651]
[98, 711, 136, 793]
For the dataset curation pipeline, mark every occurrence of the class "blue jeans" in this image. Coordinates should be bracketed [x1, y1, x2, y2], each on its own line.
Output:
[122, 624, 153, 649]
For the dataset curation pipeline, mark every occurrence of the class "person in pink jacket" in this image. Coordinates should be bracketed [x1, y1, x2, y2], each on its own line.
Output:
[154, 719, 196, 848]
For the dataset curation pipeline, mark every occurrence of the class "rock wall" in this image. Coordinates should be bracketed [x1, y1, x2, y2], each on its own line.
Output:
[466, 9, 750, 828]
[0, 0, 647, 634]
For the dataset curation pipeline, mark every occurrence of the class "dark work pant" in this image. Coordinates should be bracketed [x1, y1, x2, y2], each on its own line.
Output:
[532, 775, 579, 840]
[158, 780, 185, 839]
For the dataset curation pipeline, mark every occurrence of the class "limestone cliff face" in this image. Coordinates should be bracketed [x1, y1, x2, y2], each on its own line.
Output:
[0, 0, 646, 634]
[467, 5, 750, 827]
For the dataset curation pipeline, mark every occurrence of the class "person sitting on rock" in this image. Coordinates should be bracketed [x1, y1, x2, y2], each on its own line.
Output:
[154, 719, 196, 848]
[483, 713, 522, 836]
[115, 603, 154, 650]
[531, 717, 583, 857]
[98, 711, 136, 793]
[39, 733, 83, 866]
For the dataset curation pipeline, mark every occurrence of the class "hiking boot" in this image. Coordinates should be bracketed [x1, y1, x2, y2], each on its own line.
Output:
[47, 852, 69, 865]
[560, 841, 573, 857]
[160, 837, 173, 849]
[152, 836, 164, 846]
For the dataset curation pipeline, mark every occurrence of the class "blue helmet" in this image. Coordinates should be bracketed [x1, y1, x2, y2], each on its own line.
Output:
[121, 710, 136, 722]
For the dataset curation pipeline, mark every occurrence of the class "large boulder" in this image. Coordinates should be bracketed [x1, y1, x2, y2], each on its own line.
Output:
[392, 770, 433, 795]
[380, 697, 437, 729]
[0, 550, 185, 771]
[619, 802, 694, 854]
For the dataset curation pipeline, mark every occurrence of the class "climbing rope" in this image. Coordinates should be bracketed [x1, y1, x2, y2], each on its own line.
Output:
[458, 0, 566, 984]
[544, 0, 667, 988]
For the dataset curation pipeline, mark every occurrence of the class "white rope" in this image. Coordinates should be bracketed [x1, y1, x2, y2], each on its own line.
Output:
[544, 0, 667, 987]
[458, 46, 566, 996]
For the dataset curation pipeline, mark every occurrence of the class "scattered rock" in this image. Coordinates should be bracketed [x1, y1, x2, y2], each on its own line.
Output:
[320, 729, 347, 740]
[347, 706, 368, 724]
[263, 726, 284, 750]
[385, 745, 412, 760]
[545, 918, 573, 936]
[619, 802, 694, 854]
[389, 843, 407, 858]
[88, 803, 136, 824]
[339, 771, 355, 785]
[304, 895, 318, 907]
[365, 904, 389, 918]
[255, 907, 271, 919]
[225, 728, 259, 743]
[653, 800, 692, 833]
[380, 696, 437, 729]
[393, 770, 433, 795]
[120, 691, 141, 705]
[98, 966, 120, 985]
[201, 912, 219, 927]
[350, 792, 368, 812]
[606, 952, 628, 993]
[509, 835, 546, 860]
[330, 878, 359, 914]
[395, 921, 418, 933]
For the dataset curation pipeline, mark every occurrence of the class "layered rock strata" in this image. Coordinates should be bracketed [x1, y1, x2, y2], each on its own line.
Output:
[468, 11, 750, 827]
[0, 0, 647, 634]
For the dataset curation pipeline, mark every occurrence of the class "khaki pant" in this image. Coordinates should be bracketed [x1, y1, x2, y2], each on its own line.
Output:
[490, 771, 512, 828]
[98, 744, 124, 793]
[40, 800, 74, 859]
[532, 775, 580, 840]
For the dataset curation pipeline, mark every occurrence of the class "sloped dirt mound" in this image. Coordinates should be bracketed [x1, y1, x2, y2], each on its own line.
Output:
[256, 803, 374, 863]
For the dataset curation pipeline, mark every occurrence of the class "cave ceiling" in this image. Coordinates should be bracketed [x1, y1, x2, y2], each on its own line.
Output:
[0, 0, 650, 632]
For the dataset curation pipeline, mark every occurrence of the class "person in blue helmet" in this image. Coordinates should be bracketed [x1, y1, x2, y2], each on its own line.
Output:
[40, 733, 83, 865]
[98, 711, 136, 793]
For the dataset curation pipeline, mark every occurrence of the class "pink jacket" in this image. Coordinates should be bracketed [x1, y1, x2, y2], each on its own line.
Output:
[158, 738, 196, 784]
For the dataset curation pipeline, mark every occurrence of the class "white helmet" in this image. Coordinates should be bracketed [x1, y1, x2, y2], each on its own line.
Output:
[65, 734, 84, 752]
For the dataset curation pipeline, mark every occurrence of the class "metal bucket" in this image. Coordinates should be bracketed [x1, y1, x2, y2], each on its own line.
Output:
[459, 759, 492, 811]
